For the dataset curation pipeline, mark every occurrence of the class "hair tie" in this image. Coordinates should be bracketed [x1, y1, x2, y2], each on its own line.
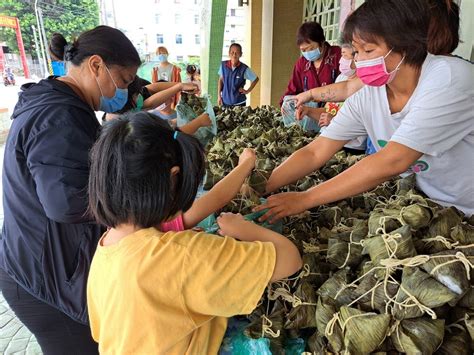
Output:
[64, 43, 78, 61]
[173, 131, 179, 140]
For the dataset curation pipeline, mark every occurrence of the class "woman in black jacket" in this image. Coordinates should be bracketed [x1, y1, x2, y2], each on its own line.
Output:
[0, 26, 140, 354]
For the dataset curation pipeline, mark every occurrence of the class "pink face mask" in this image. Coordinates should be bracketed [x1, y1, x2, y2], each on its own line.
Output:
[355, 49, 405, 86]
[339, 57, 355, 77]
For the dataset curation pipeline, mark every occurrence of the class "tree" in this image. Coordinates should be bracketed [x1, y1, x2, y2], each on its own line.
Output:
[0, 0, 99, 59]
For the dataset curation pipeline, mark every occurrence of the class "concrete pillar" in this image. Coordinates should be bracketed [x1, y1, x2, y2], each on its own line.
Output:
[260, 0, 304, 106]
[200, 0, 228, 105]
[244, 0, 263, 107]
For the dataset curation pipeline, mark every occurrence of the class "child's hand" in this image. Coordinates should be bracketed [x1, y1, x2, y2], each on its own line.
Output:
[319, 112, 334, 127]
[197, 113, 212, 127]
[217, 212, 247, 237]
[238, 148, 256, 169]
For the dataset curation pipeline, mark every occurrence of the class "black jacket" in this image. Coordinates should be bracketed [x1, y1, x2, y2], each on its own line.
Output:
[0, 77, 104, 324]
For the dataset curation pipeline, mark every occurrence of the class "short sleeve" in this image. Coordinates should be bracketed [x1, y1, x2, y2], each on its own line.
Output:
[320, 91, 367, 141]
[182, 233, 275, 318]
[390, 87, 474, 157]
[244, 67, 257, 82]
[217, 65, 223, 77]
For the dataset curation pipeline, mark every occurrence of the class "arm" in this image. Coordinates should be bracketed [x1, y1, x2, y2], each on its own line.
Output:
[258, 142, 422, 223]
[296, 106, 326, 121]
[182, 148, 255, 228]
[178, 112, 211, 135]
[217, 213, 302, 282]
[265, 136, 347, 194]
[295, 77, 364, 106]
[240, 76, 260, 95]
[217, 77, 223, 105]
[25, 116, 96, 224]
[142, 82, 197, 110]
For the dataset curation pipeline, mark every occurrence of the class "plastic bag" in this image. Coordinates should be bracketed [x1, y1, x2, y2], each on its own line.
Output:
[176, 94, 217, 146]
[281, 95, 320, 132]
[219, 318, 306, 355]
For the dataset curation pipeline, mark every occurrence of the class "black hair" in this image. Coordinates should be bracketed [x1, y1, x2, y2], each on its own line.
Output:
[115, 76, 151, 114]
[343, 0, 429, 67]
[296, 22, 326, 46]
[60, 25, 141, 68]
[186, 65, 198, 81]
[229, 43, 242, 54]
[427, 0, 460, 55]
[49, 33, 68, 61]
[88, 112, 206, 228]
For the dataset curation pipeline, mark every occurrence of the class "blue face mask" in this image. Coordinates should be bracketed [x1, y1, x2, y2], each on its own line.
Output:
[301, 47, 321, 62]
[95, 65, 128, 113]
[158, 54, 168, 62]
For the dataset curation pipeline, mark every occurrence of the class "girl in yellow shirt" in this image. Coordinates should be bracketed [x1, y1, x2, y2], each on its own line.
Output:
[86, 112, 302, 354]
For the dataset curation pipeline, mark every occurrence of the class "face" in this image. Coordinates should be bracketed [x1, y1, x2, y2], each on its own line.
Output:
[341, 47, 354, 60]
[299, 40, 320, 53]
[352, 35, 404, 72]
[86, 55, 137, 109]
[229, 46, 242, 61]
[158, 48, 168, 55]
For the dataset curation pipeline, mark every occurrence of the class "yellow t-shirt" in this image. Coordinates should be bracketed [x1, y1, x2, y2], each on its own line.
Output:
[87, 227, 276, 354]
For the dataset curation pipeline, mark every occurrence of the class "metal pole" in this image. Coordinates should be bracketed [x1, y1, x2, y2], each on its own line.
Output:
[38, 7, 52, 74]
[34, 0, 48, 76]
[31, 25, 44, 77]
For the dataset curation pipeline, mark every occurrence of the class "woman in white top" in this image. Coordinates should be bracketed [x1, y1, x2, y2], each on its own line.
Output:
[256, 0, 473, 222]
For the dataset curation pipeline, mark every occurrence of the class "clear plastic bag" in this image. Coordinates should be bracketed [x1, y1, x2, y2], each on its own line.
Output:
[281, 95, 320, 133]
[176, 94, 217, 146]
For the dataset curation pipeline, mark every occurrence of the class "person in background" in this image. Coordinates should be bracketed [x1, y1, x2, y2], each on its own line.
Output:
[185, 64, 201, 95]
[151, 46, 182, 107]
[280, 22, 341, 109]
[217, 43, 259, 107]
[297, 43, 368, 155]
[293, 0, 464, 109]
[255, 0, 473, 223]
[0, 25, 140, 354]
[49, 32, 68, 76]
[86, 113, 302, 354]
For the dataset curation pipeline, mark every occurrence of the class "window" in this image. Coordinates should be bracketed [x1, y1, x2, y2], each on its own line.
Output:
[194, 14, 199, 25]
[175, 14, 181, 24]
[194, 0, 199, 4]
[231, 39, 236, 44]
[156, 34, 164, 44]
[195, 34, 200, 45]
[176, 55, 184, 62]
[231, 24, 235, 29]
[230, 9, 236, 16]
[174, 0, 181, 3]
[176, 34, 183, 44]
[303, 0, 341, 44]
[155, 14, 160, 24]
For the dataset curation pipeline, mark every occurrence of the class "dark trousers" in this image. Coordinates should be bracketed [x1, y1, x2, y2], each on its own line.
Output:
[0, 268, 98, 355]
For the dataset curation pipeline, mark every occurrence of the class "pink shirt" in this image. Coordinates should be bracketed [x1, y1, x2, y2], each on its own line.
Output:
[160, 214, 185, 232]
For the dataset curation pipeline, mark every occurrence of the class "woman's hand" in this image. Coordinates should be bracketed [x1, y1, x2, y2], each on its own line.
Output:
[239, 87, 250, 95]
[295, 90, 313, 107]
[253, 191, 312, 223]
[296, 106, 309, 121]
[319, 112, 334, 127]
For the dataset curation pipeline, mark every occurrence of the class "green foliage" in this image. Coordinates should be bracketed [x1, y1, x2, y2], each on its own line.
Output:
[0, 0, 99, 58]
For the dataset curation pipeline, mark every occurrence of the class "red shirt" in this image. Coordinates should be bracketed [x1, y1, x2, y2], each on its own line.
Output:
[280, 44, 341, 106]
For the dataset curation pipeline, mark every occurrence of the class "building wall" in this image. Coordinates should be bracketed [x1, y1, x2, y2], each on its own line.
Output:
[454, 0, 474, 61]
